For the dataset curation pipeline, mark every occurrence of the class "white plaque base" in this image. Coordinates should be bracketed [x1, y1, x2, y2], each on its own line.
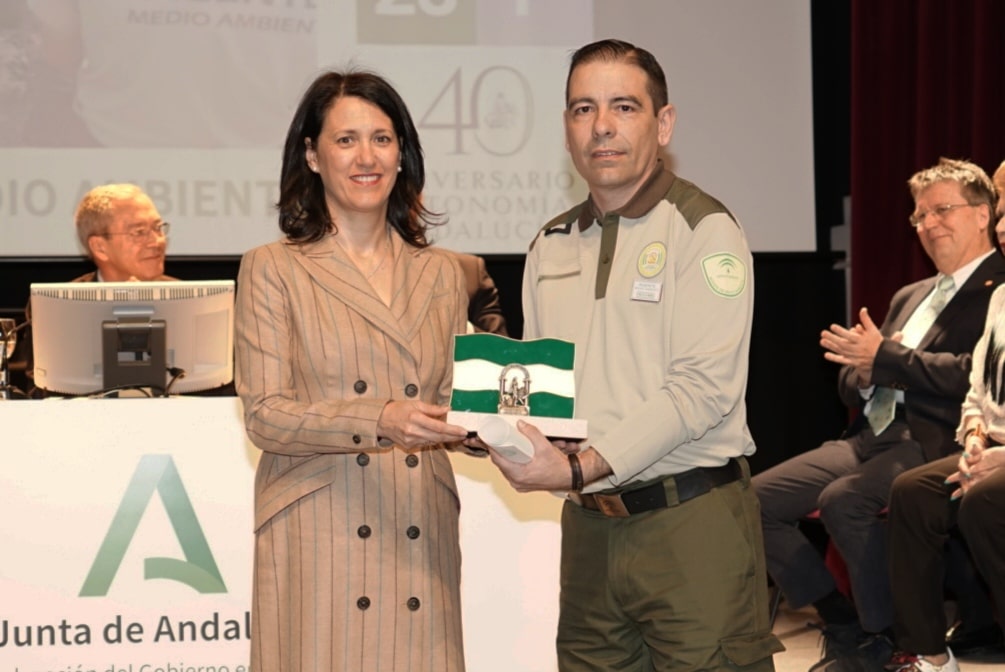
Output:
[448, 410, 588, 441]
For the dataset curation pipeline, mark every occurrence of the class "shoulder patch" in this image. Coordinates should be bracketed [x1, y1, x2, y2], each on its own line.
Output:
[701, 252, 746, 298]
[665, 176, 736, 231]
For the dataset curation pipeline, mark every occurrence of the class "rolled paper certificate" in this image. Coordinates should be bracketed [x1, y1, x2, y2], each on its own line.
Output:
[478, 415, 534, 464]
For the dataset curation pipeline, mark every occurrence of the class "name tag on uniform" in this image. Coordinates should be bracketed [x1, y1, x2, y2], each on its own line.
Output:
[631, 280, 663, 302]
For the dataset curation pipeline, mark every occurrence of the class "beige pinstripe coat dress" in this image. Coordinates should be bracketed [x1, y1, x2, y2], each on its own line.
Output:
[234, 232, 469, 672]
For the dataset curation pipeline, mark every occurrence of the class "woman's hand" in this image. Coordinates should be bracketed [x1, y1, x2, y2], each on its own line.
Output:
[376, 400, 468, 449]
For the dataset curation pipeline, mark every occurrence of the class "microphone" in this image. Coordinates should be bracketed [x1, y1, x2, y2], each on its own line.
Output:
[0, 317, 31, 339]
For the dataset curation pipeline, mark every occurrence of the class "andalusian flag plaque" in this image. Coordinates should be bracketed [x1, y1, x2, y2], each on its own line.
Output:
[448, 333, 588, 440]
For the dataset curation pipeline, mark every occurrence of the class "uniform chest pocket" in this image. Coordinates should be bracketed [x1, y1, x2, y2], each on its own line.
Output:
[537, 259, 582, 282]
[533, 259, 587, 338]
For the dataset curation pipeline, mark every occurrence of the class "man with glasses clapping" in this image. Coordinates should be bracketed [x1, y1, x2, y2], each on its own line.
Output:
[754, 158, 1005, 672]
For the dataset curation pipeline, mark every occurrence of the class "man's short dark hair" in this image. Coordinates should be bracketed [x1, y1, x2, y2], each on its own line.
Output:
[566, 39, 669, 113]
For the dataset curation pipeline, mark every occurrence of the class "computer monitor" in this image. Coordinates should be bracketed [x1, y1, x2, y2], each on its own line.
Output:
[30, 280, 235, 396]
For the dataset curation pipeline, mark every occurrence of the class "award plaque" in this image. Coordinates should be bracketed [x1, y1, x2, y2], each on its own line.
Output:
[447, 333, 588, 441]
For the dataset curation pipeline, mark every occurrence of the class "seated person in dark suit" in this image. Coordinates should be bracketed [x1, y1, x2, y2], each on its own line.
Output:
[754, 158, 1005, 672]
[885, 159, 1005, 672]
[442, 249, 509, 336]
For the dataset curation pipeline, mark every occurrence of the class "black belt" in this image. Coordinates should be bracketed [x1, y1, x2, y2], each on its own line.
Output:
[569, 458, 744, 518]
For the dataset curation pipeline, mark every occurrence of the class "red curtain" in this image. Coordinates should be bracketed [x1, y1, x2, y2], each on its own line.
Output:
[850, 0, 1005, 321]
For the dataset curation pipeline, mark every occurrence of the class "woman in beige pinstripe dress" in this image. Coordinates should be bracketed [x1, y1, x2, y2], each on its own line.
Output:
[235, 70, 474, 672]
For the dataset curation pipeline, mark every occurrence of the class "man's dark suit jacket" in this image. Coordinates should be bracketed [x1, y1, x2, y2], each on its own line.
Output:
[839, 252, 1005, 462]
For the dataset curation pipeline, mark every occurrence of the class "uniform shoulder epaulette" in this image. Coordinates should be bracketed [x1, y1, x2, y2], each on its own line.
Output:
[529, 202, 586, 251]
[664, 176, 737, 231]
[543, 202, 585, 236]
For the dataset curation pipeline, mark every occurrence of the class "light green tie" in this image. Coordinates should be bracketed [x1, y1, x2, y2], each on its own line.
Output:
[865, 275, 955, 435]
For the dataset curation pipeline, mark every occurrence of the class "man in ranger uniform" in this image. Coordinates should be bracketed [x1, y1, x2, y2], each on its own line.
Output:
[484, 39, 782, 672]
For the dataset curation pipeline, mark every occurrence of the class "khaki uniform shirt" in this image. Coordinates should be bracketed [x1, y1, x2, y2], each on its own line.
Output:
[523, 163, 756, 491]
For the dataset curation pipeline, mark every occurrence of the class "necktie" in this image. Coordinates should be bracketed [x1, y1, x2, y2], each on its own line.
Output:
[865, 275, 955, 435]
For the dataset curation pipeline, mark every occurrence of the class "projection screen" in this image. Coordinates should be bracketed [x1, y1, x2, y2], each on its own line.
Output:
[0, 0, 814, 255]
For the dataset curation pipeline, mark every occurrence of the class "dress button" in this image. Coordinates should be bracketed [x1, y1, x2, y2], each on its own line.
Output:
[404, 383, 418, 397]
[407, 597, 421, 611]
[352, 434, 362, 444]
[406, 526, 420, 539]
[354, 380, 367, 394]
[358, 525, 371, 538]
[356, 453, 370, 467]
[405, 454, 419, 468]
[357, 596, 370, 610]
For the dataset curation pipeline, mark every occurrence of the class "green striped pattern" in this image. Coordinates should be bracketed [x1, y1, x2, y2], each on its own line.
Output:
[453, 333, 575, 368]
[451, 334, 576, 418]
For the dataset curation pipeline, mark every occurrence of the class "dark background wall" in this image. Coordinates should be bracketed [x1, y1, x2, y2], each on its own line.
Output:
[0, 1, 853, 474]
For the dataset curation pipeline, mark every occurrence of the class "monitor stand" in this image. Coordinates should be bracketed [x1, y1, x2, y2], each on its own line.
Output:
[102, 318, 168, 396]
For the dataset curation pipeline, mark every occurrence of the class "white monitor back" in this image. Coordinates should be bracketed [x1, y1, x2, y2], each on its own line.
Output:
[30, 280, 235, 395]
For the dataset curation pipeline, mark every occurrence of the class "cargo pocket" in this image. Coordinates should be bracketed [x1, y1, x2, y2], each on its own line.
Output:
[719, 631, 785, 668]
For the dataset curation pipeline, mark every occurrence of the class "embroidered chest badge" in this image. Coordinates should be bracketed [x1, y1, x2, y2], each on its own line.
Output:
[637, 242, 667, 278]
[701, 252, 746, 298]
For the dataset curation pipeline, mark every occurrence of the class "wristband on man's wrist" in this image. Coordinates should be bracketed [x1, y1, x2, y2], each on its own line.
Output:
[568, 453, 584, 492]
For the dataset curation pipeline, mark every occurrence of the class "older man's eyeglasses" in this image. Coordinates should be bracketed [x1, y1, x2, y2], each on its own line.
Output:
[909, 203, 975, 229]
[103, 222, 171, 242]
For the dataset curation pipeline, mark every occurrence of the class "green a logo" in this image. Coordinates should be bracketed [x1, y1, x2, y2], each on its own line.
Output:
[80, 455, 227, 597]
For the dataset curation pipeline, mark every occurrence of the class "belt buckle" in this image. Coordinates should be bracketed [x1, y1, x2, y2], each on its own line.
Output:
[593, 493, 630, 518]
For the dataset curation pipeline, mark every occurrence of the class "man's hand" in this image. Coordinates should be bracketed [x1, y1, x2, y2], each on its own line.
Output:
[488, 420, 611, 492]
[821, 307, 887, 384]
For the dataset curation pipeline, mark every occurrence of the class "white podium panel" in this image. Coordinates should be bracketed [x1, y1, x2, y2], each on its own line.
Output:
[0, 397, 561, 671]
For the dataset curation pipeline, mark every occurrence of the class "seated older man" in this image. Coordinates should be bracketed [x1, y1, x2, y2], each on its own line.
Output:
[16, 184, 174, 395]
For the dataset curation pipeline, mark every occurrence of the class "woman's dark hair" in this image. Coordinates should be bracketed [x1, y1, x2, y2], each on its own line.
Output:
[276, 70, 441, 247]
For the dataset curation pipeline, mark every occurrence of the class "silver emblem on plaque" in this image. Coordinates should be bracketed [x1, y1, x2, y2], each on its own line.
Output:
[498, 363, 530, 415]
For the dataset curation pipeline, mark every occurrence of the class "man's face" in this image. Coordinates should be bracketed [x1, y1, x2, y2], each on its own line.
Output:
[912, 179, 991, 275]
[564, 59, 674, 213]
[88, 194, 167, 281]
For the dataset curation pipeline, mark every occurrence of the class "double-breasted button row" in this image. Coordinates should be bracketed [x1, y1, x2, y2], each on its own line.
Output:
[355, 524, 418, 540]
[353, 380, 418, 397]
[359, 453, 419, 466]
[355, 524, 420, 540]
[356, 596, 420, 611]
